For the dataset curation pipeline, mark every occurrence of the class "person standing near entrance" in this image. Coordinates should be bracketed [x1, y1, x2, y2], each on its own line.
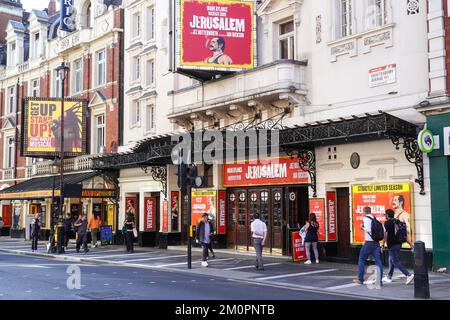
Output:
[64, 213, 72, 249]
[196, 212, 215, 267]
[382, 209, 414, 285]
[251, 213, 267, 271]
[353, 207, 384, 286]
[304, 213, 320, 265]
[31, 213, 41, 252]
[124, 212, 135, 253]
[88, 213, 101, 248]
[74, 214, 89, 254]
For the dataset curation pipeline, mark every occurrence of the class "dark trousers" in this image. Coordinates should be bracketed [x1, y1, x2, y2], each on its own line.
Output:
[388, 244, 411, 278]
[76, 233, 88, 252]
[64, 231, 70, 248]
[201, 242, 210, 261]
[31, 235, 38, 251]
[126, 231, 134, 252]
[207, 241, 215, 256]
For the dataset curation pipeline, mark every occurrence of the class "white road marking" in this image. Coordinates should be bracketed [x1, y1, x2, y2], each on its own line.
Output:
[151, 257, 235, 268]
[89, 252, 153, 259]
[0, 264, 51, 269]
[104, 284, 110, 286]
[171, 281, 177, 283]
[128, 282, 133, 285]
[149, 282, 155, 284]
[25, 290, 32, 293]
[116, 254, 187, 263]
[326, 283, 361, 290]
[53, 287, 60, 290]
[255, 269, 338, 281]
[225, 263, 281, 271]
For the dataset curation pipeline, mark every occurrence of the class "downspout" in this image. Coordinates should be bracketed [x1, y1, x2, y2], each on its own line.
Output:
[119, 8, 124, 147]
[14, 77, 20, 185]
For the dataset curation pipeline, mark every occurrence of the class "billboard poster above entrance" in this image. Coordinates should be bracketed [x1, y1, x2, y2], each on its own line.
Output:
[351, 183, 414, 248]
[176, 0, 256, 73]
[223, 157, 309, 187]
[21, 97, 87, 158]
[309, 198, 326, 242]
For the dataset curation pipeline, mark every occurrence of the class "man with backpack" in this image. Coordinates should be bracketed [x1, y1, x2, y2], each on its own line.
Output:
[353, 206, 384, 287]
[382, 209, 414, 285]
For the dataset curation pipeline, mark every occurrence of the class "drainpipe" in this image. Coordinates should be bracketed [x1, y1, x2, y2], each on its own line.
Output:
[14, 77, 20, 185]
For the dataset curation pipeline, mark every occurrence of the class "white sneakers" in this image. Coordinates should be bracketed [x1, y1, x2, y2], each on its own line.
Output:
[316, 260, 320, 264]
[382, 276, 392, 283]
[406, 274, 414, 285]
[201, 261, 209, 267]
[304, 260, 312, 265]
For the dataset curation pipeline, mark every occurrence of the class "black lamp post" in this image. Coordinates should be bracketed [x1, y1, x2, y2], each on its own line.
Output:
[55, 62, 70, 254]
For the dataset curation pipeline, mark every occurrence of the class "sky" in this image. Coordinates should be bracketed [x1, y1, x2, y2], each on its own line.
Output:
[21, 0, 59, 12]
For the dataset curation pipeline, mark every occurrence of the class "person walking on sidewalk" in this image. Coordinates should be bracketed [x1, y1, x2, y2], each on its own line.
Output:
[31, 213, 41, 252]
[124, 212, 135, 253]
[74, 214, 89, 254]
[196, 212, 215, 267]
[382, 209, 414, 285]
[353, 206, 384, 286]
[251, 213, 267, 271]
[64, 213, 72, 250]
[88, 213, 101, 248]
[304, 213, 320, 265]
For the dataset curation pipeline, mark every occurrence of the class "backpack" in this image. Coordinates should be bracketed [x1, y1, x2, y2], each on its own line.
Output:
[394, 219, 408, 243]
[367, 216, 384, 242]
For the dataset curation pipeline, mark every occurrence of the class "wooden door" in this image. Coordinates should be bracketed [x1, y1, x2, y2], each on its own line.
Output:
[271, 188, 283, 254]
[236, 190, 248, 250]
[226, 190, 237, 248]
[2, 205, 11, 227]
[336, 188, 350, 257]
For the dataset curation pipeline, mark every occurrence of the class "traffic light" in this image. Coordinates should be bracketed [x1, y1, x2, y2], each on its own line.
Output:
[176, 164, 207, 188]
[186, 165, 197, 187]
[175, 163, 187, 189]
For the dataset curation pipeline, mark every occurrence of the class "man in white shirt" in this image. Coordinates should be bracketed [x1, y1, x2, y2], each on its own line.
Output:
[250, 213, 267, 271]
[353, 206, 384, 287]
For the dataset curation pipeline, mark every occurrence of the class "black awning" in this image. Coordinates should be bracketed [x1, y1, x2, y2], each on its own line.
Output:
[0, 171, 99, 200]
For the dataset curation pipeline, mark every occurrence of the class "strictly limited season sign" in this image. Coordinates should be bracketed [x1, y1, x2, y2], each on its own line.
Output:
[309, 198, 326, 241]
[352, 183, 414, 247]
[178, 0, 255, 71]
[223, 157, 309, 187]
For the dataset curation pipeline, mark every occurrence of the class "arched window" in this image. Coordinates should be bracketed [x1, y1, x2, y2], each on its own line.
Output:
[86, 3, 92, 28]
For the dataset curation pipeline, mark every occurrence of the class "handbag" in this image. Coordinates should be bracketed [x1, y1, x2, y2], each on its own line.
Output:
[133, 228, 138, 238]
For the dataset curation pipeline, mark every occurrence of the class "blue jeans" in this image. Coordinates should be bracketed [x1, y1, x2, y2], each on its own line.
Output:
[388, 244, 411, 278]
[358, 241, 383, 283]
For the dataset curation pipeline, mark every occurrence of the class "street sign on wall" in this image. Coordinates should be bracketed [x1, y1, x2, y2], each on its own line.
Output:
[369, 64, 396, 88]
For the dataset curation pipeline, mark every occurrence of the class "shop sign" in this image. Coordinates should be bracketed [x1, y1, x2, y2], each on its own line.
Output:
[162, 200, 169, 233]
[144, 197, 156, 231]
[418, 129, 435, 154]
[292, 231, 307, 262]
[223, 157, 309, 187]
[326, 192, 337, 242]
[369, 64, 396, 88]
[191, 190, 217, 228]
[444, 127, 450, 156]
[82, 189, 116, 198]
[218, 190, 226, 234]
[309, 198, 326, 241]
[351, 183, 413, 248]
[176, 0, 256, 72]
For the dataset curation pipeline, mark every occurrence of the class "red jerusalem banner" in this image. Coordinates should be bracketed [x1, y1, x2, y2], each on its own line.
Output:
[162, 200, 169, 233]
[144, 197, 156, 231]
[326, 192, 337, 242]
[292, 231, 307, 262]
[223, 157, 309, 187]
[179, 0, 255, 70]
[218, 190, 226, 234]
[309, 199, 326, 242]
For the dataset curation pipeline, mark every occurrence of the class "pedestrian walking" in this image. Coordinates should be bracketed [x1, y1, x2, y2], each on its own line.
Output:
[31, 213, 41, 252]
[88, 213, 101, 248]
[304, 213, 320, 265]
[124, 212, 135, 253]
[382, 209, 414, 285]
[74, 214, 89, 254]
[353, 207, 384, 286]
[207, 234, 216, 260]
[196, 212, 215, 267]
[64, 213, 72, 249]
[250, 213, 267, 271]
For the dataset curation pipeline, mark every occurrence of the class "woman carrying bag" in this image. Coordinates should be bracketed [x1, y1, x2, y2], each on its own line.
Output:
[124, 212, 136, 253]
[304, 213, 320, 265]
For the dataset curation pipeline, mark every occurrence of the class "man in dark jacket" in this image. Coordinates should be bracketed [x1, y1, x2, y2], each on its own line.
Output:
[31, 213, 41, 252]
[74, 214, 89, 253]
[64, 213, 72, 249]
[196, 212, 214, 267]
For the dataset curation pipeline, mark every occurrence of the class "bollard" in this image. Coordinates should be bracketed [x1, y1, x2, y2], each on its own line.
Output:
[414, 241, 430, 299]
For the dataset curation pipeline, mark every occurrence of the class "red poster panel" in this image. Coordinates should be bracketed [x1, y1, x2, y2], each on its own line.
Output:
[223, 157, 309, 187]
[144, 198, 156, 231]
[326, 192, 337, 242]
[309, 198, 326, 241]
[180, 0, 255, 71]
[292, 231, 307, 262]
[2, 205, 11, 227]
[218, 190, 226, 234]
[191, 190, 217, 227]
[171, 191, 180, 232]
[352, 183, 413, 248]
[125, 196, 137, 217]
[162, 200, 169, 233]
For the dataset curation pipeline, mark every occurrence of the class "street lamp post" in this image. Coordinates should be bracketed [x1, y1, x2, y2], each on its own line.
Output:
[55, 62, 70, 254]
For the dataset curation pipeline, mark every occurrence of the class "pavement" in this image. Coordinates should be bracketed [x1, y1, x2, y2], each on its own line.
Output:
[1, 237, 449, 300]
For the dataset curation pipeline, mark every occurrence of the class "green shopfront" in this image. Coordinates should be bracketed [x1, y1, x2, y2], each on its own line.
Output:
[420, 106, 450, 271]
